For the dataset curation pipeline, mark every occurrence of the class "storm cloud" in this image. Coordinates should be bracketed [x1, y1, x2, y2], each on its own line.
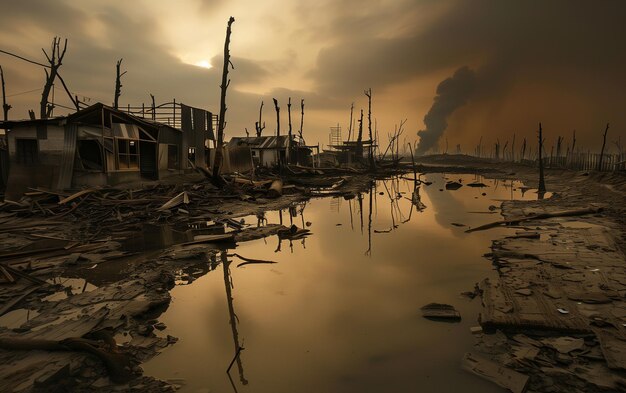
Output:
[1, 0, 625, 148]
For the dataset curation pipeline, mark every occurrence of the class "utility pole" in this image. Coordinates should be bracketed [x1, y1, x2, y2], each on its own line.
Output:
[1, 66, 11, 121]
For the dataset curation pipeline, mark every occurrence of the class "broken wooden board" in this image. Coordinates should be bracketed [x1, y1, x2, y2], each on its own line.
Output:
[462, 352, 529, 393]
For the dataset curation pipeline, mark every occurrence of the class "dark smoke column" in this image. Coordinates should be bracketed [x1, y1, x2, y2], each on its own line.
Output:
[416, 66, 476, 155]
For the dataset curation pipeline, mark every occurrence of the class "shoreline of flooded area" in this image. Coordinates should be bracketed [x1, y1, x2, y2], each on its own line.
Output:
[142, 173, 544, 393]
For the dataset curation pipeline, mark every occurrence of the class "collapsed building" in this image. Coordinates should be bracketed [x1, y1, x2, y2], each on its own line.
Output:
[0, 102, 216, 199]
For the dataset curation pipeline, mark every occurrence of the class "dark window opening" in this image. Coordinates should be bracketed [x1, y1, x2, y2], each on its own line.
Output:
[78, 140, 103, 171]
[103, 112, 111, 128]
[15, 139, 38, 165]
[188, 147, 195, 167]
[117, 138, 139, 169]
[168, 145, 179, 170]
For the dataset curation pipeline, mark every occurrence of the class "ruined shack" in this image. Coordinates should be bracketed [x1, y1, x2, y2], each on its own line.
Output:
[223, 135, 313, 171]
[0, 102, 215, 199]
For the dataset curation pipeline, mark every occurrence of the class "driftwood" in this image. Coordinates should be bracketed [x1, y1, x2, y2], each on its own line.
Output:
[465, 207, 603, 233]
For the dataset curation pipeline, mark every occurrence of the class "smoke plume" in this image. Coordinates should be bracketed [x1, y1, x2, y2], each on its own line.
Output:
[416, 66, 476, 155]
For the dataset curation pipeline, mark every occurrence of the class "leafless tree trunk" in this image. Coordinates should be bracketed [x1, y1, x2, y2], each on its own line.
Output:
[273, 98, 281, 169]
[149, 94, 156, 120]
[212, 17, 235, 183]
[287, 97, 292, 164]
[299, 99, 304, 141]
[538, 123, 546, 194]
[364, 88, 375, 169]
[511, 133, 516, 162]
[113, 58, 126, 109]
[1, 66, 11, 121]
[347, 103, 354, 142]
[356, 109, 364, 161]
[598, 123, 610, 171]
[255, 100, 265, 137]
[40, 37, 67, 119]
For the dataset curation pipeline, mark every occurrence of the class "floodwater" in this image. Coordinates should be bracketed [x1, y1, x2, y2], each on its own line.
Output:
[143, 174, 545, 393]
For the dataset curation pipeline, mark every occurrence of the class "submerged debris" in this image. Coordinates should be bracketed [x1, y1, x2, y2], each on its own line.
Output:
[445, 181, 463, 190]
[420, 303, 461, 321]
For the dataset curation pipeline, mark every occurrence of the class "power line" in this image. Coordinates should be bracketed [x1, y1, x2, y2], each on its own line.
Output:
[0, 48, 50, 68]
[6, 88, 41, 98]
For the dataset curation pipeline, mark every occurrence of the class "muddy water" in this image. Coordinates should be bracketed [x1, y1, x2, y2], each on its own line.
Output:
[144, 174, 544, 393]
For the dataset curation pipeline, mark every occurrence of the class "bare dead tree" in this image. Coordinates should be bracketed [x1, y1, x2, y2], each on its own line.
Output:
[347, 102, 354, 142]
[356, 109, 364, 160]
[1, 65, 11, 121]
[299, 99, 304, 141]
[212, 16, 235, 183]
[511, 133, 516, 162]
[255, 100, 265, 137]
[2, 45, 77, 113]
[149, 93, 156, 120]
[538, 123, 546, 194]
[365, 88, 375, 169]
[287, 97, 292, 164]
[521, 137, 527, 160]
[598, 123, 610, 171]
[614, 136, 623, 156]
[113, 58, 126, 109]
[273, 98, 281, 169]
[40, 37, 68, 119]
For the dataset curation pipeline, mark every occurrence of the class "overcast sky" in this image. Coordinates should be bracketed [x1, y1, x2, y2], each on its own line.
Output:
[1, 0, 625, 153]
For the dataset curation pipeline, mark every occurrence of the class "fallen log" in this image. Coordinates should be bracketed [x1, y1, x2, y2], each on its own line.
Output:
[266, 179, 283, 198]
[465, 207, 603, 233]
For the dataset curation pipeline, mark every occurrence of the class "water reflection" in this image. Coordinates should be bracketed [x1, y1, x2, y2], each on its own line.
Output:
[222, 251, 248, 388]
[144, 173, 547, 393]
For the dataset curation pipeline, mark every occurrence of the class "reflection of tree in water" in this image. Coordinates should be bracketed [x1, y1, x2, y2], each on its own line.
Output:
[358, 192, 364, 234]
[221, 251, 248, 389]
[366, 181, 373, 256]
[274, 202, 310, 253]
